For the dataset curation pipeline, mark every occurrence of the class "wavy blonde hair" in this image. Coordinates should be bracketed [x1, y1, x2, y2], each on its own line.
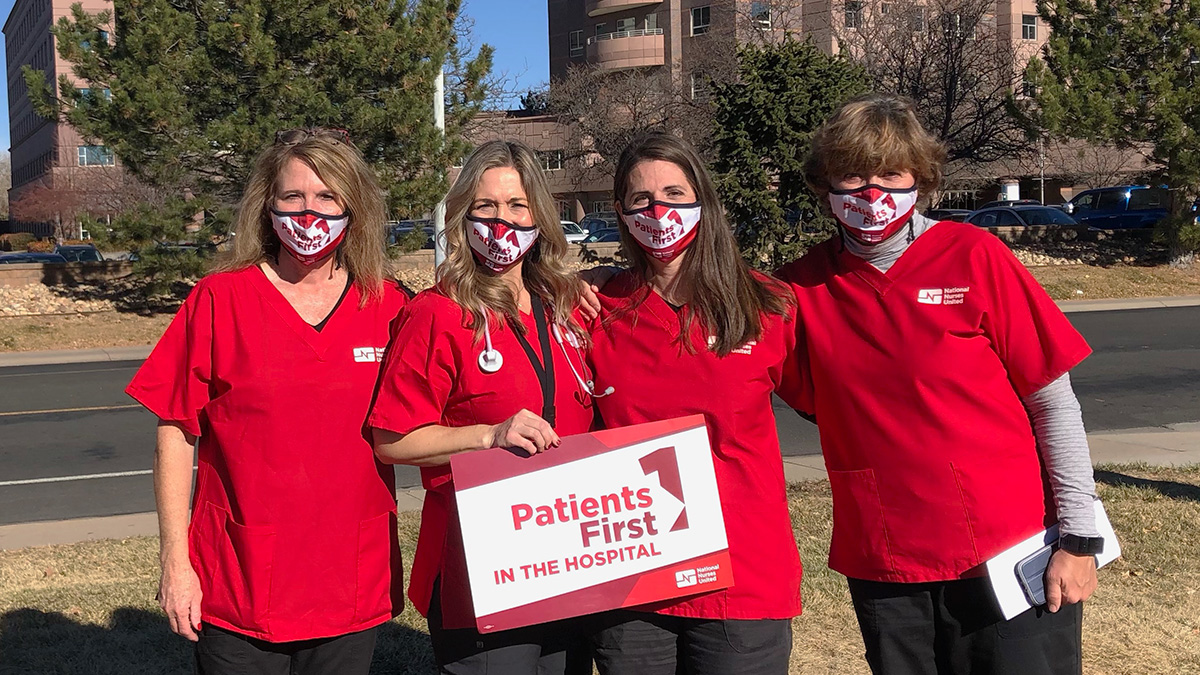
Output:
[213, 135, 391, 303]
[438, 140, 583, 340]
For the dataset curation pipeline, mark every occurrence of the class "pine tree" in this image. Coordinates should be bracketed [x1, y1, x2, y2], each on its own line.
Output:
[25, 0, 492, 255]
[1026, 0, 1200, 264]
[709, 39, 870, 270]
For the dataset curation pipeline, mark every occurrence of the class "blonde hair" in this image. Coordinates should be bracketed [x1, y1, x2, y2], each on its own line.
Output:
[804, 93, 947, 208]
[612, 132, 793, 356]
[438, 140, 583, 340]
[213, 135, 391, 303]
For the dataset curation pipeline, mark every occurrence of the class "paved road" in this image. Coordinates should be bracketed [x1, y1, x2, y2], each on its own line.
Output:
[1, 305, 1196, 525]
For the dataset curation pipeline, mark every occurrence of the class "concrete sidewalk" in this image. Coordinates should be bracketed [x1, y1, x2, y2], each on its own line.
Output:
[1, 295, 1198, 369]
[3, 425, 1197, 551]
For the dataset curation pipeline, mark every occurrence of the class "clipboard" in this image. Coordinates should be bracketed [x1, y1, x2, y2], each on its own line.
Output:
[984, 499, 1121, 620]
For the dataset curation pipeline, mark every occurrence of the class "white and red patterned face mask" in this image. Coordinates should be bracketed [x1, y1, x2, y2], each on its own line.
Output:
[619, 201, 703, 263]
[467, 215, 539, 273]
[828, 185, 918, 245]
[270, 208, 349, 265]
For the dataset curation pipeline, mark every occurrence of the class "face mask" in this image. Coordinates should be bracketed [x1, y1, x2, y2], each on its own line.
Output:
[270, 208, 349, 265]
[619, 201, 702, 262]
[467, 215, 539, 273]
[828, 185, 918, 245]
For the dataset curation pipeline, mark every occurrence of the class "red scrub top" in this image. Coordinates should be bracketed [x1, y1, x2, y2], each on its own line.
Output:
[775, 221, 1091, 584]
[368, 288, 595, 629]
[126, 266, 407, 642]
[588, 271, 804, 620]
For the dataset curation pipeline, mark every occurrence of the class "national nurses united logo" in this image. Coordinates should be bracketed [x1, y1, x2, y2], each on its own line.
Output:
[353, 347, 387, 363]
[917, 287, 970, 306]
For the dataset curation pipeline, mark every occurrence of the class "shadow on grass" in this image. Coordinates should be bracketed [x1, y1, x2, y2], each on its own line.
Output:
[0, 607, 435, 675]
[1095, 469, 1200, 502]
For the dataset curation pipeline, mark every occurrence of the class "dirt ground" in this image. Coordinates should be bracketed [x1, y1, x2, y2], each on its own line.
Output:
[1, 465, 1197, 674]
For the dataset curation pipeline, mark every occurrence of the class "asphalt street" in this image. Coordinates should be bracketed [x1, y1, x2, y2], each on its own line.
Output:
[1, 305, 1196, 525]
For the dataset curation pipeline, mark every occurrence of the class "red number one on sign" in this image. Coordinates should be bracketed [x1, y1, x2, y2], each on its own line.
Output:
[639, 446, 690, 532]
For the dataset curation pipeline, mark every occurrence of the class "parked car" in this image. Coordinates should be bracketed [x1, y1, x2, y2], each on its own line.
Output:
[561, 220, 587, 244]
[387, 220, 435, 250]
[1061, 185, 1170, 229]
[925, 208, 973, 222]
[54, 244, 104, 262]
[966, 205, 1080, 228]
[579, 211, 618, 233]
[977, 198, 1042, 210]
[0, 252, 69, 264]
[581, 228, 621, 244]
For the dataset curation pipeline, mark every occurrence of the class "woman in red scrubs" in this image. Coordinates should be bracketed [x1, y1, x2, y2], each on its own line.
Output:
[585, 132, 803, 675]
[127, 129, 406, 674]
[775, 94, 1103, 675]
[369, 140, 595, 674]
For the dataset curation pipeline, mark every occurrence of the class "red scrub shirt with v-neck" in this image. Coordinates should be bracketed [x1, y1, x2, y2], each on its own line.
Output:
[587, 271, 804, 620]
[368, 288, 595, 629]
[775, 221, 1092, 584]
[126, 265, 407, 642]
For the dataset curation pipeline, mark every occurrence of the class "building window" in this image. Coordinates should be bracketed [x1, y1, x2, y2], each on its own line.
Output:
[1021, 78, 1038, 99]
[691, 6, 710, 36]
[845, 1, 863, 29]
[911, 7, 926, 33]
[646, 13, 658, 30]
[569, 30, 583, 56]
[942, 13, 976, 39]
[617, 17, 636, 33]
[539, 150, 564, 171]
[78, 145, 115, 167]
[751, 2, 771, 28]
[690, 73, 708, 100]
[595, 23, 607, 37]
[1022, 14, 1037, 40]
[591, 200, 608, 214]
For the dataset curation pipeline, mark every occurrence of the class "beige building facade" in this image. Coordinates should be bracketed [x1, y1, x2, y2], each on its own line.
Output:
[5, 0, 119, 236]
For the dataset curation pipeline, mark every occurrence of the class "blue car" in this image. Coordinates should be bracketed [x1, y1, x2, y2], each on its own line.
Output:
[1062, 186, 1170, 229]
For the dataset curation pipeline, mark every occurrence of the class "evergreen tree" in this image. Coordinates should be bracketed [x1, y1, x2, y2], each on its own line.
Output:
[1026, 0, 1200, 263]
[709, 39, 869, 270]
[25, 0, 492, 254]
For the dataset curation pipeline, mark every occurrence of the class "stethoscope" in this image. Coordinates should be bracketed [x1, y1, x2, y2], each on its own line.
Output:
[477, 304, 614, 399]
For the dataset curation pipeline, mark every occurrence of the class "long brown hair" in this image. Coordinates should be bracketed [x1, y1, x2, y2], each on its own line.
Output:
[213, 134, 391, 303]
[612, 132, 793, 355]
[438, 140, 583, 340]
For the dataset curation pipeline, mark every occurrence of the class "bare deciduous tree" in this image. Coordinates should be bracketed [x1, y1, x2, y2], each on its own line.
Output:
[833, 0, 1032, 166]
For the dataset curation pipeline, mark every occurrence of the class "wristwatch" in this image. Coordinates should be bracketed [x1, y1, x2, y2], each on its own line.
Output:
[1059, 534, 1105, 556]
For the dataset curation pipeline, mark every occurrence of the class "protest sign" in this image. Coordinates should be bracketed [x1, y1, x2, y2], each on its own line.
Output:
[451, 415, 732, 633]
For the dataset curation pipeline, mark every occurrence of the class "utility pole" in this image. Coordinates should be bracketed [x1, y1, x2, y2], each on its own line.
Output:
[1038, 134, 1046, 204]
[433, 68, 447, 268]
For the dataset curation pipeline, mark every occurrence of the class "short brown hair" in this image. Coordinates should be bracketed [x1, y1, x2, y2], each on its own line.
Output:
[804, 93, 947, 207]
[214, 135, 391, 303]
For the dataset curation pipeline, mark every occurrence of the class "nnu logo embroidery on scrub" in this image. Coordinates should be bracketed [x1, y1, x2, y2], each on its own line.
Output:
[917, 287, 970, 306]
[353, 347, 387, 363]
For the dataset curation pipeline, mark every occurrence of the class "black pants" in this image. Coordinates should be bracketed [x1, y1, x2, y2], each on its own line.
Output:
[427, 581, 592, 675]
[847, 577, 1083, 675]
[194, 624, 377, 675]
[591, 610, 793, 675]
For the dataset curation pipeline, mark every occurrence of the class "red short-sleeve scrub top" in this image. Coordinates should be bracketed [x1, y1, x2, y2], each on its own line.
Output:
[587, 271, 805, 621]
[126, 266, 408, 642]
[368, 288, 596, 629]
[775, 221, 1092, 583]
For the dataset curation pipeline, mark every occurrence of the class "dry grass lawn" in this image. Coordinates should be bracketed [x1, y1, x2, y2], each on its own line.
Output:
[1031, 263, 1200, 301]
[2, 464, 1197, 674]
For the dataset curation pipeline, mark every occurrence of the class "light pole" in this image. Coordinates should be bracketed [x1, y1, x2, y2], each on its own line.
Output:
[433, 69, 447, 268]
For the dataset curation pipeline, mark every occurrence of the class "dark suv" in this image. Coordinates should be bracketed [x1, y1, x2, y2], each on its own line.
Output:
[1062, 186, 1170, 229]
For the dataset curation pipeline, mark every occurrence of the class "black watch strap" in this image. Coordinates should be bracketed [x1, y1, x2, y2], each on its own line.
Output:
[1059, 533, 1105, 555]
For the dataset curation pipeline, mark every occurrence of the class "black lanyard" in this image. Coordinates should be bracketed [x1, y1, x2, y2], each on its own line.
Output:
[508, 295, 556, 427]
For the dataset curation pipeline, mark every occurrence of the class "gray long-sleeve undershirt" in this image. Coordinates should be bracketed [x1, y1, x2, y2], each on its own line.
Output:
[845, 215, 1099, 536]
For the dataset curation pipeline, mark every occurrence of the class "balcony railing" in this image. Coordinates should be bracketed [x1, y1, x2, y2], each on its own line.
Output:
[586, 27, 664, 46]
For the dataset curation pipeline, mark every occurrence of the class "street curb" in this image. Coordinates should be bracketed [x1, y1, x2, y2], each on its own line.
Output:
[2, 295, 1198, 368]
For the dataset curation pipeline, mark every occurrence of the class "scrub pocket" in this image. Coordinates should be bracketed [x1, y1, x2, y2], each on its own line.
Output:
[354, 510, 400, 624]
[827, 468, 897, 578]
[192, 503, 277, 634]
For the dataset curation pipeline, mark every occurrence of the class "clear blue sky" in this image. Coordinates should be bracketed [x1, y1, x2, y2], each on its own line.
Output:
[0, 0, 548, 151]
